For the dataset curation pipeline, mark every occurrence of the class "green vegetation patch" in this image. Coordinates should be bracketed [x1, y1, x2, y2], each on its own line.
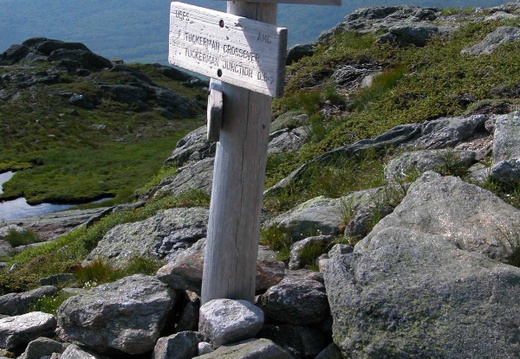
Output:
[0, 62, 206, 205]
[3, 229, 41, 248]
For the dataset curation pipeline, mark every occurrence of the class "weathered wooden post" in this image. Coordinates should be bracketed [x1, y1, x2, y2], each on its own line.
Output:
[169, 0, 341, 304]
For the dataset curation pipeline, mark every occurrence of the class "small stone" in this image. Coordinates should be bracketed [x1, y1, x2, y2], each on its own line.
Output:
[260, 278, 329, 325]
[199, 299, 264, 347]
[153, 331, 204, 359]
[19, 337, 65, 359]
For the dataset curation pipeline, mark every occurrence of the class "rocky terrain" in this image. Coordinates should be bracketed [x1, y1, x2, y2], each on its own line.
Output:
[1, 2, 520, 359]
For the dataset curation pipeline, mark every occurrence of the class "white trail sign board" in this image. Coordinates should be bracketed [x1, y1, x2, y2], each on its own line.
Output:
[169, 2, 287, 97]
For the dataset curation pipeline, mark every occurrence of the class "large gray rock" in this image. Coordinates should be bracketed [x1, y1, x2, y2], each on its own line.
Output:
[154, 158, 214, 198]
[378, 24, 447, 47]
[165, 126, 215, 166]
[267, 187, 385, 241]
[47, 48, 112, 70]
[86, 207, 208, 265]
[359, 172, 520, 261]
[199, 299, 264, 347]
[410, 114, 488, 149]
[0, 44, 31, 65]
[0, 312, 57, 350]
[267, 133, 413, 193]
[268, 127, 307, 154]
[195, 338, 293, 359]
[286, 44, 314, 66]
[320, 5, 440, 41]
[343, 204, 394, 240]
[490, 158, 520, 183]
[259, 278, 329, 325]
[493, 111, 520, 163]
[461, 26, 520, 56]
[267, 196, 343, 241]
[19, 337, 66, 359]
[153, 331, 204, 359]
[266, 115, 488, 196]
[0, 286, 58, 316]
[325, 227, 520, 358]
[157, 239, 284, 294]
[56, 274, 175, 355]
[384, 149, 476, 182]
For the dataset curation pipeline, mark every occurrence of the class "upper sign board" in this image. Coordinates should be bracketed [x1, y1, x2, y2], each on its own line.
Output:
[213, 0, 341, 4]
[169, 2, 287, 97]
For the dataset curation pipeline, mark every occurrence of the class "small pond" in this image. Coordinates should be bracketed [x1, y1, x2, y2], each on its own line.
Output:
[0, 171, 109, 221]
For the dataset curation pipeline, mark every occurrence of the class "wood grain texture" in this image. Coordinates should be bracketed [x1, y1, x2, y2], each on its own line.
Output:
[201, 1, 276, 305]
[169, 2, 287, 97]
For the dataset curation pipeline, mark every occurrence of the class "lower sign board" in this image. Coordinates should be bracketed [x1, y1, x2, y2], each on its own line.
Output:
[169, 2, 287, 98]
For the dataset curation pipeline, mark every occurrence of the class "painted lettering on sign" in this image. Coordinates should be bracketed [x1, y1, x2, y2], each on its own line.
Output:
[168, 2, 287, 97]
[257, 33, 272, 44]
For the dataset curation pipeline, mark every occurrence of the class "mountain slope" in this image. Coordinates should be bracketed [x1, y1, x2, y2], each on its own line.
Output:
[0, 0, 510, 64]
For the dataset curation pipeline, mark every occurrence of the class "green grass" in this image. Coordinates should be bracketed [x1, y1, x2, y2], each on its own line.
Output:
[264, 152, 386, 213]
[3, 229, 41, 247]
[30, 291, 75, 315]
[0, 62, 206, 205]
[260, 226, 294, 262]
[1, 136, 191, 204]
[73, 256, 162, 288]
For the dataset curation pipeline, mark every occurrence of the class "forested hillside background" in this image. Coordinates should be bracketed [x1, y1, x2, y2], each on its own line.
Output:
[0, 0, 510, 64]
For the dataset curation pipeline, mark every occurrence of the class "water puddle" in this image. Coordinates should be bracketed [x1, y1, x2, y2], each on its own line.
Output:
[0, 171, 110, 221]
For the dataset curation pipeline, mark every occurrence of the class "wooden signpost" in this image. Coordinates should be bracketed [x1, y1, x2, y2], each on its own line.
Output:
[169, 0, 341, 305]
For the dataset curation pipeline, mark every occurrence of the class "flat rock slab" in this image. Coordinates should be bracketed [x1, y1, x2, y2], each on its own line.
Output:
[461, 26, 520, 56]
[195, 338, 293, 359]
[2, 207, 111, 241]
[325, 227, 520, 358]
[384, 149, 476, 183]
[359, 171, 520, 261]
[0, 312, 57, 350]
[56, 274, 175, 355]
[199, 299, 264, 347]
